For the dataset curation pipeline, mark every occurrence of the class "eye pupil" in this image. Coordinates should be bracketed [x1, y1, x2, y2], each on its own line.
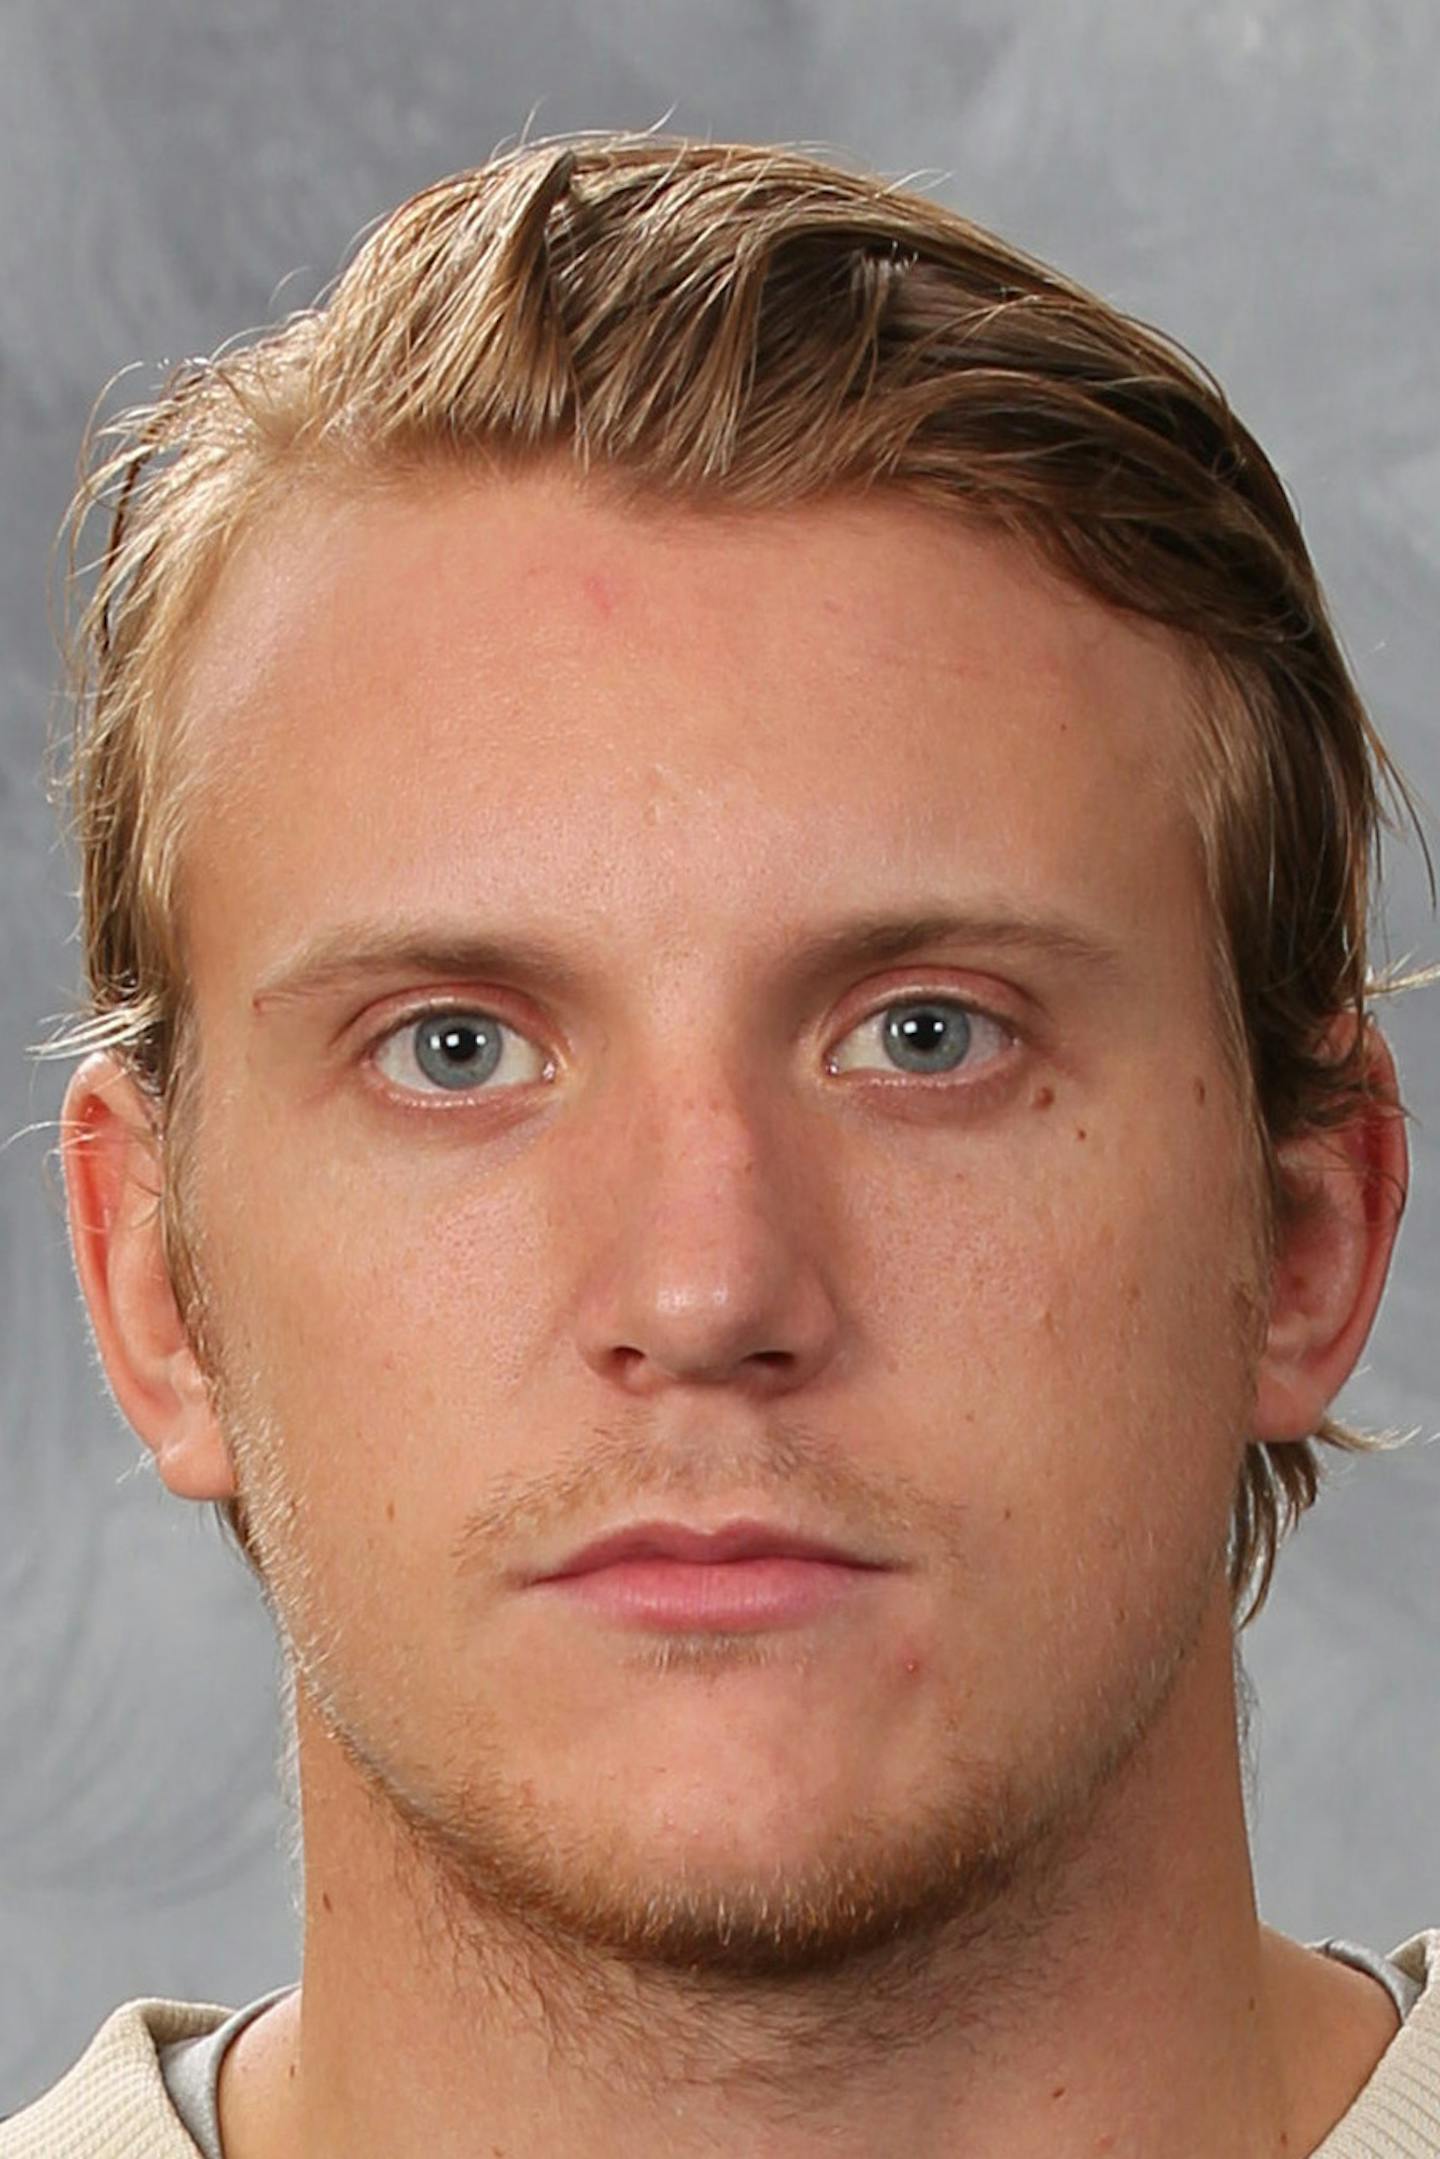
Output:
[414, 1015, 503, 1090]
[882, 1003, 972, 1073]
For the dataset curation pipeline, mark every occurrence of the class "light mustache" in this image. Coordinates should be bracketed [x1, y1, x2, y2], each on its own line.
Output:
[446, 1418, 959, 1582]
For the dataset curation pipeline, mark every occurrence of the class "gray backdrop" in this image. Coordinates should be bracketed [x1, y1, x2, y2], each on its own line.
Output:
[3, 0, 1437, 2114]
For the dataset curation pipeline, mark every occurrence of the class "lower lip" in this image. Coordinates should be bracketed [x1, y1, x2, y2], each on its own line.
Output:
[535, 1556, 879, 1631]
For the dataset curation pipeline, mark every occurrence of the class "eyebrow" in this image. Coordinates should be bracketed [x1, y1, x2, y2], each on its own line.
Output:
[250, 906, 1125, 1014]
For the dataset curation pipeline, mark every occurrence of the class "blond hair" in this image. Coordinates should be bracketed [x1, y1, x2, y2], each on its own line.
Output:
[50, 134, 1426, 1623]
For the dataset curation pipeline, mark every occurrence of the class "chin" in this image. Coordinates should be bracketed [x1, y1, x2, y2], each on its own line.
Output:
[370, 1722, 1055, 1985]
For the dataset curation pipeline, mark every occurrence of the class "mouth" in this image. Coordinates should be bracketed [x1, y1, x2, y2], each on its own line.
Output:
[525, 1519, 894, 1634]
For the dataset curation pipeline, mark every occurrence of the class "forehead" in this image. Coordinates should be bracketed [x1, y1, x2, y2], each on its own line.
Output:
[172, 467, 1206, 979]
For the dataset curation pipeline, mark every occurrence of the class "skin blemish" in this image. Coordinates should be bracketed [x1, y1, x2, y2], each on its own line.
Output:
[322, 1891, 334, 1914]
[1051, 2086, 1067, 2101]
[581, 570, 617, 619]
[1193, 1077, 1207, 1106]
[1031, 1084, 1055, 1110]
[1074, 1126, 1088, 1141]
[385, 1499, 396, 1523]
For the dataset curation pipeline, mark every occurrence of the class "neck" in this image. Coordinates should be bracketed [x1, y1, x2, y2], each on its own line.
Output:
[220, 1596, 1393, 2158]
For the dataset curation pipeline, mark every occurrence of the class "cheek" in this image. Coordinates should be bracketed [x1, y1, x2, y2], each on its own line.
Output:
[849, 1173, 1254, 1727]
[201, 1138, 558, 1533]
[198, 1169, 565, 1704]
[847, 1108, 1260, 1536]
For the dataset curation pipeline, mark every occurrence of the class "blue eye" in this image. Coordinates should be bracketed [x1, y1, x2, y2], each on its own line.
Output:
[881, 1003, 973, 1073]
[374, 1011, 549, 1095]
[829, 998, 1010, 1079]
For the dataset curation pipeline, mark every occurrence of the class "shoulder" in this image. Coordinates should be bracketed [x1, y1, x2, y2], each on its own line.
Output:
[0, 1998, 232, 2159]
[1318, 1929, 1440, 2157]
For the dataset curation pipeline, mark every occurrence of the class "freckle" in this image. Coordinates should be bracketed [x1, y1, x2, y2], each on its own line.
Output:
[1003, 1506, 1013, 1522]
[385, 1500, 396, 1523]
[288, 2064, 296, 2081]
[1193, 1077, 1207, 1106]
[1074, 1126, 1087, 1141]
[322, 1890, 334, 1913]
[1031, 1084, 1055, 1110]
[1051, 2085, 1066, 2100]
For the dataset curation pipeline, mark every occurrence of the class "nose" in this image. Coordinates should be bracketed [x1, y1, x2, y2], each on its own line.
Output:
[571, 1064, 844, 1399]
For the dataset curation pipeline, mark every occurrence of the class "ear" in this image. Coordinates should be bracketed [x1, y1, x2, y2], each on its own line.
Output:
[59, 1051, 236, 1501]
[1251, 1019, 1409, 1444]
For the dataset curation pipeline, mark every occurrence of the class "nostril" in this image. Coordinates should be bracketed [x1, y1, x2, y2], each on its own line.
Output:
[601, 1341, 797, 1390]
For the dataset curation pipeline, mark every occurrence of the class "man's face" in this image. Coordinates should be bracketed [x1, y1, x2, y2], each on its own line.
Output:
[169, 471, 1266, 1972]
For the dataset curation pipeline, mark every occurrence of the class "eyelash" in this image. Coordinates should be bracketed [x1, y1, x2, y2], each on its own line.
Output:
[366, 993, 1020, 1101]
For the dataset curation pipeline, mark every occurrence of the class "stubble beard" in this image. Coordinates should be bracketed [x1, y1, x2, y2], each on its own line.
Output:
[210, 1355, 1231, 2032]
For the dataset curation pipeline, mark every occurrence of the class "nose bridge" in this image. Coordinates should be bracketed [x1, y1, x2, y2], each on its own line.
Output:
[571, 1029, 842, 1393]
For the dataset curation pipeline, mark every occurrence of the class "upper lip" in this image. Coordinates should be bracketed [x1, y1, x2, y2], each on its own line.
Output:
[532, 1519, 887, 1582]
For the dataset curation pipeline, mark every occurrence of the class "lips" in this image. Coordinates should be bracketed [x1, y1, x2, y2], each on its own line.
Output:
[535, 1519, 879, 1582]
[526, 1519, 890, 1634]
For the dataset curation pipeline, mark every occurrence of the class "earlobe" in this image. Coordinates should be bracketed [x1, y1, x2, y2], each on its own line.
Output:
[60, 1051, 236, 1501]
[1251, 1021, 1409, 1445]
